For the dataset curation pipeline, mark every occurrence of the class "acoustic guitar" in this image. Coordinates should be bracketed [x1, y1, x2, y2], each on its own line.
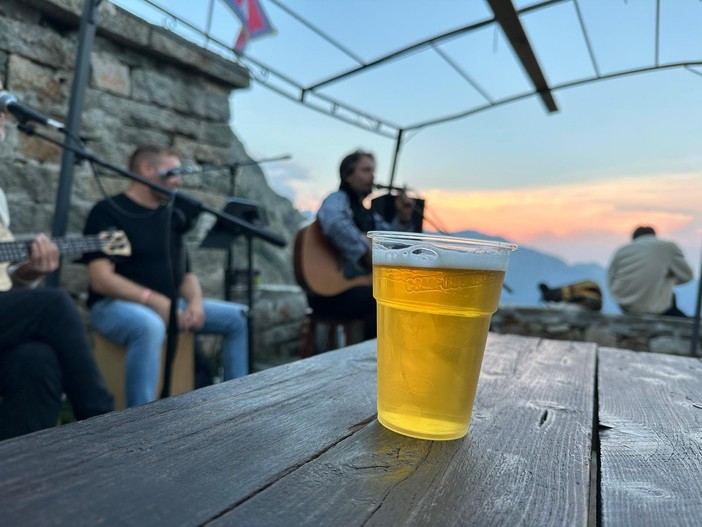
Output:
[293, 220, 372, 297]
[0, 228, 131, 291]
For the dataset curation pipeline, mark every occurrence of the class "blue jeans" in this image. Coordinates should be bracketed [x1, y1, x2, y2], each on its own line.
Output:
[90, 297, 248, 407]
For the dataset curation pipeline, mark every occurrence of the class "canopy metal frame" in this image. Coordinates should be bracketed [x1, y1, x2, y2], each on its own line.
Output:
[134, 0, 700, 188]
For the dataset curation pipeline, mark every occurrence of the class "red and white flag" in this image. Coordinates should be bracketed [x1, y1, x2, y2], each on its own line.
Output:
[223, 0, 275, 54]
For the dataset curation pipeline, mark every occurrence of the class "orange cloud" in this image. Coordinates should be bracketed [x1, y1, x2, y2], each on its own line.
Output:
[420, 173, 701, 242]
[292, 171, 701, 266]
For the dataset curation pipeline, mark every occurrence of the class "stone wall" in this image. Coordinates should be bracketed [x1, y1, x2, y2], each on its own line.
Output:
[0, 0, 304, 299]
[229, 285, 308, 367]
[245, 295, 702, 370]
[491, 305, 701, 357]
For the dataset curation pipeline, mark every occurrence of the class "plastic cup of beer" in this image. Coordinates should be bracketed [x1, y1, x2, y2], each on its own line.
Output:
[368, 231, 517, 441]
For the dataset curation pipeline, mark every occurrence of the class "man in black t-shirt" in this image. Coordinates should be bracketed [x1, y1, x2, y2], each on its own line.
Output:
[82, 145, 248, 407]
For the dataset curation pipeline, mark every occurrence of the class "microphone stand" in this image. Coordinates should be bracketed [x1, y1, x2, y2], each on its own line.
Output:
[226, 163, 238, 303]
[18, 124, 286, 398]
[195, 155, 290, 370]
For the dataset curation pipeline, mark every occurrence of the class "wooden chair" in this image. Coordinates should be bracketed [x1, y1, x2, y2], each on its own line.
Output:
[91, 332, 195, 410]
[292, 222, 367, 358]
[299, 307, 365, 358]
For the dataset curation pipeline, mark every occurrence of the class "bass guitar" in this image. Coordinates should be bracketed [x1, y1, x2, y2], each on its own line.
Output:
[293, 220, 372, 297]
[0, 229, 131, 291]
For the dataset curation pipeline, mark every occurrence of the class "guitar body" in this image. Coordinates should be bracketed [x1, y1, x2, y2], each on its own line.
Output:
[294, 220, 372, 297]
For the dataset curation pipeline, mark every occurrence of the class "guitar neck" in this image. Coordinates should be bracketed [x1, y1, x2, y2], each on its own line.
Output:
[0, 236, 104, 263]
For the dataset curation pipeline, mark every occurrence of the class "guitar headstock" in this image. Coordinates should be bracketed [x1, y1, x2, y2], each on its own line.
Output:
[98, 230, 131, 257]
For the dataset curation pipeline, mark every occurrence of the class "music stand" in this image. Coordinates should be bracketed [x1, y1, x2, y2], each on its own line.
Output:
[201, 197, 263, 250]
[201, 197, 272, 372]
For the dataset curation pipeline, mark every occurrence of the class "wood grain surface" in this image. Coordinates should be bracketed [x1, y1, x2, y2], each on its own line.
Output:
[213, 335, 597, 527]
[598, 348, 702, 526]
[0, 334, 596, 526]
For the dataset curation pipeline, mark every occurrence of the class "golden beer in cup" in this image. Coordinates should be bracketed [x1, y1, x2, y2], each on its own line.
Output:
[368, 231, 517, 441]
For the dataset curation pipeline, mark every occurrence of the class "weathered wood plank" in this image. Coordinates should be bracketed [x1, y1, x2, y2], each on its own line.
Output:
[0, 344, 378, 526]
[598, 348, 702, 527]
[213, 334, 596, 527]
[0, 334, 595, 526]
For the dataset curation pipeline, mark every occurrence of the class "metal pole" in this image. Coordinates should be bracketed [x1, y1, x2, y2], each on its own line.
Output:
[205, 0, 216, 49]
[690, 246, 702, 357]
[47, 0, 101, 287]
[224, 165, 238, 302]
[246, 234, 255, 372]
[381, 129, 405, 222]
[388, 129, 404, 188]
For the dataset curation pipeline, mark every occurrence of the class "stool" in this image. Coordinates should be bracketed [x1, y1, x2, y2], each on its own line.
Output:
[91, 332, 195, 410]
[300, 308, 365, 358]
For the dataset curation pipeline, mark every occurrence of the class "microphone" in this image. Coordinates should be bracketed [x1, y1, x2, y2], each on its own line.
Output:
[374, 183, 408, 192]
[0, 91, 65, 129]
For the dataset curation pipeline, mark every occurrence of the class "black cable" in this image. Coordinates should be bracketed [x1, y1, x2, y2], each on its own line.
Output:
[89, 161, 162, 221]
[422, 203, 452, 235]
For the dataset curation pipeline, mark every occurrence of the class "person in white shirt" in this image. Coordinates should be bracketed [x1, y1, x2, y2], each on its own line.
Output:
[607, 226, 693, 316]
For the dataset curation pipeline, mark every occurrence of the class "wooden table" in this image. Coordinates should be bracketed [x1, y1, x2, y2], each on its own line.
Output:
[1, 334, 701, 526]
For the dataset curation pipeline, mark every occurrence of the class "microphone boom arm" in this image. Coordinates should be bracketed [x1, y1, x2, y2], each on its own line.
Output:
[17, 124, 286, 247]
[161, 154, 291, 180]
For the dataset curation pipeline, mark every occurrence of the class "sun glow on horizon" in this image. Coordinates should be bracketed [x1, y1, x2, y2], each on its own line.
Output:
[419, 172, 701, 242]
[287, 171, 702, 266]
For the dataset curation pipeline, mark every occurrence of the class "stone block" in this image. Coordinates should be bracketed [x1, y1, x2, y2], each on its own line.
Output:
[6, 55, 71, 123]
[91, 52, 131, 96]
[84, 90, 201, 139]
[24, 0, 83, 17]
[134, 67, 231, 121]
[648, 336, 693, 356]
[17, 133, 62, 163]
[131, 67, 182, 110]
[0, 15, 75, 69]
[544, 322, 571, 335]
[171, 136, 230, 165]
[583, 324, 618, 348]
[117, 125, 170, 151]
[186, 82, 231, 121]
[2, 162, 59, 203]
[615, 335, 649, 352]
[5, 199, 53, 234]
[199, 122, 236, 147]
[148, 29, 248, 89]
[95, 4, 150, 48]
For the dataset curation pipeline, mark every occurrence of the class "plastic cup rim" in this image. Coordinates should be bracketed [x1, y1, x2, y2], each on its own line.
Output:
[367, 231, 518, 252]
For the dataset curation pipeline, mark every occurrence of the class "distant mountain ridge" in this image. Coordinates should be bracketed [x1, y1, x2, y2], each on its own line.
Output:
[449, 230, 699, 316]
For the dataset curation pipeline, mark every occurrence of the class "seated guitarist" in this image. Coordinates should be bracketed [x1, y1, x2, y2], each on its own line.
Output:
[0, 83, 113, 440]
[310, 150, 414, 340]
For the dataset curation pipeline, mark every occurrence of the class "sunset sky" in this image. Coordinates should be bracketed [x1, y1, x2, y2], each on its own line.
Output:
[114, 0, 702, 269]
